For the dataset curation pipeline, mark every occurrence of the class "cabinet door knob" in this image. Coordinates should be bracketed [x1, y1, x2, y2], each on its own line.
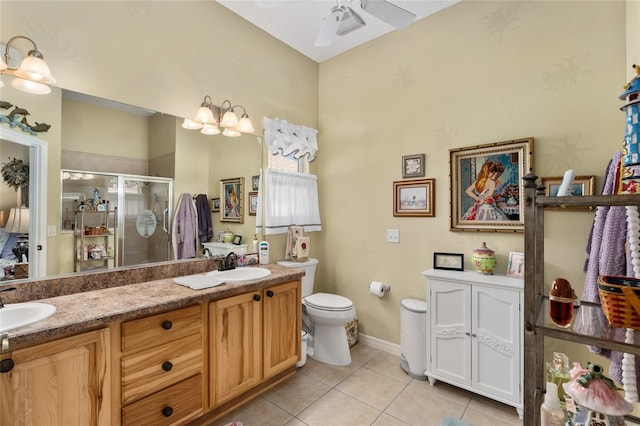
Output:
[465, 332, 470, 336]
[253, 294, 261, 302]
[471, 333, 477, 338]
[266, 290, 274, 298]
[162, 361, 173, 371]
[0, 358, 14, 373]
[162, 406, 173, 417]
[161, 320, 173, 330]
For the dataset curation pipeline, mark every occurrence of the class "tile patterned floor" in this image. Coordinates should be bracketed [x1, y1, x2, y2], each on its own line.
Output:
[210, 343, 524, 426]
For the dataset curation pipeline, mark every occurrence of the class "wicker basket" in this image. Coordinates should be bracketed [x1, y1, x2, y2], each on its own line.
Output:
[597, 275, 640, 330]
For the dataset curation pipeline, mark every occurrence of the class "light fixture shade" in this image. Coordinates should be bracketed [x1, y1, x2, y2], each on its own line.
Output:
[220, 110, 238, 128]
[15, 54, 55, 84]
[201, 124, 221, 135]
[222, 128, 241, 137]
[237, 116, 255, 134]
[182, 118, 203, 130]
[11, 77, 51, 94]
[5, 207, 29, 234]
[195, 105, 216, 125]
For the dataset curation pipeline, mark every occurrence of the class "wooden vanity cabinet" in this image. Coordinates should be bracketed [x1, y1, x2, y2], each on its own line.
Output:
[119, 304, 204, 426]
[0, 328, 111, 426]
[209, 280, 300, 408]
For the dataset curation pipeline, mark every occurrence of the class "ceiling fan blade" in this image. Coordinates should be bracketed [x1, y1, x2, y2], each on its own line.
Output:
[360, 0, 416, 30]
[315, 6, 345, 47]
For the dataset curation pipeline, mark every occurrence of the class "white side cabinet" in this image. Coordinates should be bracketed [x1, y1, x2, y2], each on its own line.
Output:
[422, 268, 523, 419]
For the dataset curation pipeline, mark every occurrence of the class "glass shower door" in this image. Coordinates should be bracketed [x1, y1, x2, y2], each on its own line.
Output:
[118, 176, 173, 267]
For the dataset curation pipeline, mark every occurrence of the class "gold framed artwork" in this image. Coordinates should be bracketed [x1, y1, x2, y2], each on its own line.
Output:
[540, 175, 595, 211]
[402, 154, 425, 178]
[220, 177, 244, 223]
[248, 191, 258, 216]
[449, 137, 534, 232]
[393, 178, 435, 217]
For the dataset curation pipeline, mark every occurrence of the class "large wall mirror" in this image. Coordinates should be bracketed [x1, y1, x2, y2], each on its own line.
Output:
[0, 89, 263, 282]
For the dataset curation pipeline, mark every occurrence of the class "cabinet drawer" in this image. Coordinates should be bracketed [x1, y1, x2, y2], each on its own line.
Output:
[122, 374, 203, 426]
[122, 305, 202, 353]
[122, 333, 203, 405]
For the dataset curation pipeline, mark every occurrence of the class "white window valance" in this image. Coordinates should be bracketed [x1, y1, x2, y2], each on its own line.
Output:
[263, 116, 318, 161]
[256, 169, 322, 235]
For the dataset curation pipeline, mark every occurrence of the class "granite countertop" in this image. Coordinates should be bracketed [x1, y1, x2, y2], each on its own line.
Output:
[3, 264, 304, 351]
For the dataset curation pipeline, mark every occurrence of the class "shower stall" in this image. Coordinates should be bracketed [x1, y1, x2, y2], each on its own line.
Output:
[62, 171, 173, 271]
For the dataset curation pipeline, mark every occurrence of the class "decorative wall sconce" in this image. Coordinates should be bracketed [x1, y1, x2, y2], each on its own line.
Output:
[0, 35, 56, 95]
[182, 95, 255, 137]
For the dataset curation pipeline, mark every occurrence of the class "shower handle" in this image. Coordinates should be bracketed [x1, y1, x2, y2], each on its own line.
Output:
[162, 208, 169, 234]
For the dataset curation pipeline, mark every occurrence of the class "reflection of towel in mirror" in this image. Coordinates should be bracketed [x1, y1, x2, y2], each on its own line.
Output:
[285, 226, 304, 260]
[172, 193, 198, 259]
[195, 194, 213, 243]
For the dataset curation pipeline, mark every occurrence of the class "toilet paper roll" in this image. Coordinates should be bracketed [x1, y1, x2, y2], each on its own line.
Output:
[370, 281, 389, 297]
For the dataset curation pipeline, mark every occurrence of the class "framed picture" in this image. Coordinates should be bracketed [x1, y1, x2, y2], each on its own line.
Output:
[211, 197, 220, 213]
[216, 230, 225, 242]
[232, 235, 243, 245]
[220, 177, 244, 223]
[433, 252, 464, 271]
[252, 175, 260, 191]
[450, 137, 534, 232]
[506, 251, 525, 279]
[248, 191, 258, 216]
[393, 178, 435, 217]
[402, 154, 426, 178]
[541, 175, 595, 211]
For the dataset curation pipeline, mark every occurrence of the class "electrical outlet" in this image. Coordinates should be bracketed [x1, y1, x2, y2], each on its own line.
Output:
[386, 229, 400, 243]
[48, 225, 57, 237]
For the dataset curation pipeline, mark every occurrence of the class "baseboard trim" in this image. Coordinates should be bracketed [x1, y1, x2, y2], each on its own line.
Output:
[357, 333, 401, 356]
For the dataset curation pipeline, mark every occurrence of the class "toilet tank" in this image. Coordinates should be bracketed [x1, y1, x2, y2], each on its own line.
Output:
[277, 258, 318, 297]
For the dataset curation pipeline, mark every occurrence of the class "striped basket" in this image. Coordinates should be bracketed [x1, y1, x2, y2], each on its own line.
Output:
[597, 275, 640, 330]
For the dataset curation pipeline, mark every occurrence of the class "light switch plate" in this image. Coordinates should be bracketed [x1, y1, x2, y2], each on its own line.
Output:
[387, 229, 400, 243]
[48, 225, 57, 237]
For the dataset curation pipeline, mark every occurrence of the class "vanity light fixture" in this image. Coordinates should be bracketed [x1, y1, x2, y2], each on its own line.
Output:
[1, 35, 56, 95]
[182, 95, 255, 137]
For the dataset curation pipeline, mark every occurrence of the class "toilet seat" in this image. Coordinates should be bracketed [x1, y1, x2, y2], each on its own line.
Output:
[304, 292, 353, 312]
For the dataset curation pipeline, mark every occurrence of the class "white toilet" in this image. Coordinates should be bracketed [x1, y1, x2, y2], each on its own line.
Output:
[277, 258, 356, 366]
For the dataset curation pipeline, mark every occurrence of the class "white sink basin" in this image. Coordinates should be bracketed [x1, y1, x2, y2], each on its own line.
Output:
[0, 302, 57, 333]
[208, 267, 271, 282]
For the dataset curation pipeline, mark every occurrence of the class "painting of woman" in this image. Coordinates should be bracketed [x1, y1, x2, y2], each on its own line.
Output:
[461, 161, 509, 221]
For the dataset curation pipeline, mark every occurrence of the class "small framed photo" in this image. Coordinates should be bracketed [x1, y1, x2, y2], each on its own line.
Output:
[216, 230, 225, 242]
[402, 154, 426, 178]
[393, 178, 435, 217]
[211, 197, 220, 213]
[506, 251, 525, 279]
[252, 175, 260, 191]
[248, 191, 258, 216]
[434, 252, 464, 271]
[233, 235, 243, 245]
[541, 175, 595, 211]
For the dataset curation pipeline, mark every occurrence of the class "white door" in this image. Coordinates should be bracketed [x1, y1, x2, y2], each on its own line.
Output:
[428, 279, 471, 385]
[472, 285, 520, 403]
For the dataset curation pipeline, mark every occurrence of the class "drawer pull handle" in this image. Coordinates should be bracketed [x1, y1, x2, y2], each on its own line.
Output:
[162, 361, 173, 372]
[162, 406, 173, 417]
[253, 294, 261, 302]
[0, 358, 14, 373]
[161, 320, 173, 330]
[266, 290, 274, 297]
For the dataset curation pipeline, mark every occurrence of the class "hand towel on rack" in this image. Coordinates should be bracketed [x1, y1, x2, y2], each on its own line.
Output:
[172, 193, 198, 259]
[195, 194, 213, 243]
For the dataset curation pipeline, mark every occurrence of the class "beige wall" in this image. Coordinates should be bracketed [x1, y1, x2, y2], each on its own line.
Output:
[1, 0, 638, 392]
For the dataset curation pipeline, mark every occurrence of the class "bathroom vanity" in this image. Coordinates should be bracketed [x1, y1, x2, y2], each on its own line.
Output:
[0, 262, 302, 426]
[422, 268, 524, 419]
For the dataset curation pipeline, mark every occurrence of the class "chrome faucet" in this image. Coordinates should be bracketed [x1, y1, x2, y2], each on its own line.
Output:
[219, 252, 237, 271]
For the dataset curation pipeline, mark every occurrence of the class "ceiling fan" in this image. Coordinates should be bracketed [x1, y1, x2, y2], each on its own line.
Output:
[314, 0, 416, 47]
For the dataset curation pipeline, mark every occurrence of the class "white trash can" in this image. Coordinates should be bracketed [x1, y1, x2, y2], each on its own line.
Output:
[297, 331, 308, 368]
[400, 298, 427, 380]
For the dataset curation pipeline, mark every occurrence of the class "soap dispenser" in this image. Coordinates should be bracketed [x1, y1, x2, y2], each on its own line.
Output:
[540, 382, 565, 426]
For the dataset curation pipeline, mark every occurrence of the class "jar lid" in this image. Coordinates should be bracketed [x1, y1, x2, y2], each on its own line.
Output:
[473, 242, 494, 255]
